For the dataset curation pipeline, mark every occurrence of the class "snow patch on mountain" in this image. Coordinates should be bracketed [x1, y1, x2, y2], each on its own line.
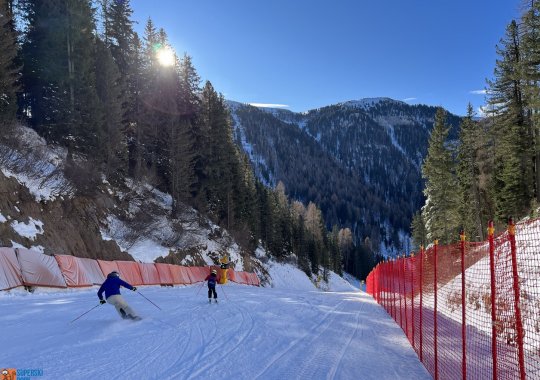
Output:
[340, 97, 406, 110]
[230, 109, 276, 187]
[0, 126, 73, 202]
[11, 217, 44, 241]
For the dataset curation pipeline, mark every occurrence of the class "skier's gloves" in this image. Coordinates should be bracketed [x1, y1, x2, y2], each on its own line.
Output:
[100, 299, 106, 304]
[132, 287, 137, 291]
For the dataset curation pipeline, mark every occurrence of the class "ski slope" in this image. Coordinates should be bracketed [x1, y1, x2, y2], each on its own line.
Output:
[1, 284, 430, 380]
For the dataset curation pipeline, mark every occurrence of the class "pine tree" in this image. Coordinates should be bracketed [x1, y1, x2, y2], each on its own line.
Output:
[0, 0, 19, 126]
[329, 225, 343, 275]
[127, 32, 144, 178]
[456, 104, 484, 240]
[199, 81, 236, 224]
[177, 54, 202, 200]
[410, 211, 427, 249]
[520, 1, 540, 203]
[21, 0, 101, 154]
[337, 227, 353, 269]
[137, 18, 164, 180]
[102, 0, 136, 132]
[487, 20, 534, 220]
[95, 38, 124, 176]
[421, 108, 461, 244]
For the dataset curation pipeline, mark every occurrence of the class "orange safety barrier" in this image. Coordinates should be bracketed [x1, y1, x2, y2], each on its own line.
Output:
[138, 262, 160, 285]
[0, 248, 23, 290]
[97, 259, 119, 278]
[187, 266, 206, 283]
[176, 266, 193, 284]
[200, 266, 211, 281]
[78, 257, 105, 285]
[235, 272, 246, 284]
[366, 219, 540, 380]
[0, 246, 262, 291]
[238, 272, 249, 285]
[227, 268, 237, 282]
[155, 263, 173, 285]
[182, 266, 195, 283]
[54, 255, 93, 287]
[116, 261, 143, 286]
[252, 273, 261, 286]
[16, 248, 66, 288]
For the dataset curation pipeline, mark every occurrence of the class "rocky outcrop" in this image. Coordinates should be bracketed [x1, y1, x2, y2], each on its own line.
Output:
[0, 170, 131, 260]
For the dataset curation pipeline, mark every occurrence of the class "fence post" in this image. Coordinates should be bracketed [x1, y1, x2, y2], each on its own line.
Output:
[508, 218, 525, 380]
[392, 259, 396, 321]
[396, 255, 403, 330]
[375, 264, 379, 303]
[378, 264, 381, 304]
[381, 262, 384, 308]
[384, 260, 388, 312]
[419, 245, 424, 362]
[411, 253, 415, 349]
[488, 220, 497, 380]
[460, 231, 467, 380]
[403, 255, 409, 340]
[434, 240, 439, 380]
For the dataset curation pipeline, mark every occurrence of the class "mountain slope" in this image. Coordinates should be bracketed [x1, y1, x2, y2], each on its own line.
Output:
[0, 125, 262, 274]
[228, 98, 462, 254]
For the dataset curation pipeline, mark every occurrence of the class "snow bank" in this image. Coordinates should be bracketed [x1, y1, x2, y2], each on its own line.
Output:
[265, 260, 356, 292]
[266, 260, 317, 290]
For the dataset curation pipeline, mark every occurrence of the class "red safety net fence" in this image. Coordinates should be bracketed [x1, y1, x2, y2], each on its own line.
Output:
[366, 219, 540, 380]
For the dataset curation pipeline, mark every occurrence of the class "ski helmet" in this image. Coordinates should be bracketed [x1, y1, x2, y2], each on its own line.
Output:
[108, 271, 120, 278]
[211, 269, 217, 274]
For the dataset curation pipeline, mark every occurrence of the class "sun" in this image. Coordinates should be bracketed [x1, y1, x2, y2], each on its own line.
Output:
[156, 46, 175, 67]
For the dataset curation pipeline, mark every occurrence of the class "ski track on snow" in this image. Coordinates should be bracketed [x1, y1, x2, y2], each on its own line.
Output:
[253, 299, 346, 379]
[185, 302, 256, 379]
[0, 286, 430, 380]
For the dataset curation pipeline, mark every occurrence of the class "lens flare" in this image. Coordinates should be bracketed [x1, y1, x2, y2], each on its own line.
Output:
[157, 46, 175, 67]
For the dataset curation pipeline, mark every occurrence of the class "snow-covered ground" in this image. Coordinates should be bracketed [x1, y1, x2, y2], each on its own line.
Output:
[1, 264, 429, 380]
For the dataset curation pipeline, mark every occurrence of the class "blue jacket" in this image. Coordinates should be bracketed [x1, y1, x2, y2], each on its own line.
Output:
[98, 276, 135, 300]
[205, 273, 218, 288]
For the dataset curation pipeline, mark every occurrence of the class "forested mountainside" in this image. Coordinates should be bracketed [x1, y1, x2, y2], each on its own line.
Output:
[229, 98, 462, 254]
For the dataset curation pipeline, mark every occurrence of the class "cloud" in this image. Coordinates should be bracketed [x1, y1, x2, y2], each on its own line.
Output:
[469, 89, 487, 95]
[248, 103, 289, 108]
[402, 97, 417, 102]
[477, 106, 487, 117]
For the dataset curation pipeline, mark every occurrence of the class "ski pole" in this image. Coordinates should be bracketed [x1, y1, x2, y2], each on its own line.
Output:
[70, 303, 101, 324]
[137, 291, 162, 310]
[196, 281, 205, 295]
[219, 284, 230, 301]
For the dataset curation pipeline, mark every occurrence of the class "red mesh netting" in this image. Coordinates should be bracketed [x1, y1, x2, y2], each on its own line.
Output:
[366, 218, 540, 380]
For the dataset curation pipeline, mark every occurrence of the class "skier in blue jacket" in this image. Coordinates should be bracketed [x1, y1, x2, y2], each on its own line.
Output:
[98, 271, 140, 320]
[205, 269, 219, 303]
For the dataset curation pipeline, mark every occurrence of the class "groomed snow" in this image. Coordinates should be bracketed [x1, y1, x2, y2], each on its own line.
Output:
[0, 284, 430, 380]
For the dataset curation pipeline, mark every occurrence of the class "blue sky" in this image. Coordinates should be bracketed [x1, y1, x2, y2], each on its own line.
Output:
[130, 0, 521, 116]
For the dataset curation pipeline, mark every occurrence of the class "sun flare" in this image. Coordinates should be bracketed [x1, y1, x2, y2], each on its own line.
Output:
[157, 46, 175, 67]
